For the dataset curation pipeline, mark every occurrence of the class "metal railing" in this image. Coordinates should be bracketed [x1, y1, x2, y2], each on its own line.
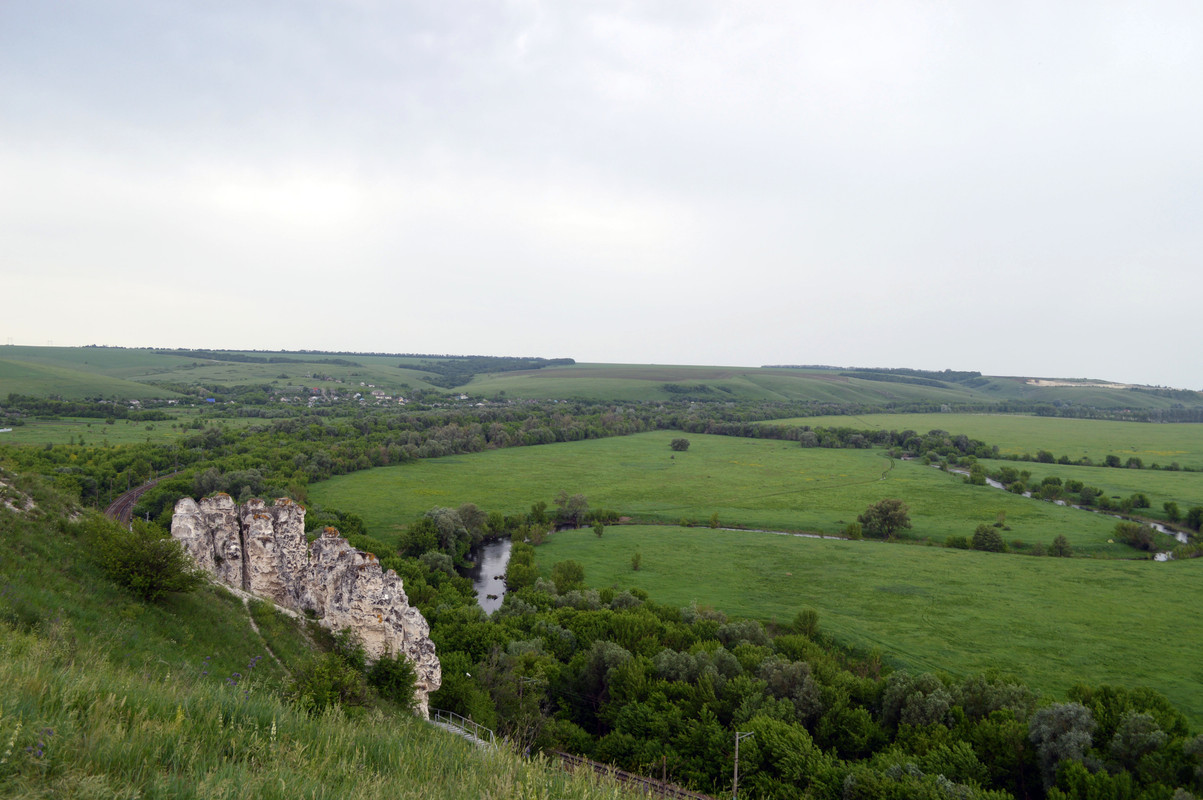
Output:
[428, 707, 496, 747]
[554, 751, 716, 800]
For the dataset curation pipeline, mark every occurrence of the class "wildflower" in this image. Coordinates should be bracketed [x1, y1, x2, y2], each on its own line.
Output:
[1, 721, 22, 765]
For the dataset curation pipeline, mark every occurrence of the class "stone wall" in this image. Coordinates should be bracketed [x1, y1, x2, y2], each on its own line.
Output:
[171, 494, 440, 716]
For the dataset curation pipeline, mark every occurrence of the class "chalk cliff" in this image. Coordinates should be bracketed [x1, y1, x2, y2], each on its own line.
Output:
[171, 494, 440, 715]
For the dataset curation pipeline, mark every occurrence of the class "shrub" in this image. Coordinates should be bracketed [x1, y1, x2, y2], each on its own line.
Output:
[630, 551, 642, 571]
[367, 653, 417, 710]
[793, 608, 819, 638]
[971, 524, 1006, 552]
[945, 535, 970, 550]
[88, 517, 204, 602]
[670, 438, 690, 452]
[1114, 521, 1156, 552]
[857, 499, 911, 539]
[1049, 535, 1073, 557]
[289, 650, 370, 714]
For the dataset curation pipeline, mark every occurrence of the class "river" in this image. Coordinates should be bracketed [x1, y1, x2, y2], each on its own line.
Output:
[463, 538, 512, 614]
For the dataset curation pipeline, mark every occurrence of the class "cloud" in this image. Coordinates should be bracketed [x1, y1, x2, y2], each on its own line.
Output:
[1, 1, 1201, 386]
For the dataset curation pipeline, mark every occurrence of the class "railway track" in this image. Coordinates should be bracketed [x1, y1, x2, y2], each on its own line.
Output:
[104, 471, 180, 525]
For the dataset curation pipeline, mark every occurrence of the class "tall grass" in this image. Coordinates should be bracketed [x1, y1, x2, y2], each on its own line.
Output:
[0, 620, 636, 799]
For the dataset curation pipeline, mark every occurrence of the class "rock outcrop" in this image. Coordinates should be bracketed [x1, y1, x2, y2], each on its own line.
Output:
[171, 494, 440, 715]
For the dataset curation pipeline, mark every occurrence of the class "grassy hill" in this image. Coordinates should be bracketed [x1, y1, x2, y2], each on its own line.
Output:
[3, 345, 1200, 408]
[0, 356, 185, 400]
[0, 470, 638, 799]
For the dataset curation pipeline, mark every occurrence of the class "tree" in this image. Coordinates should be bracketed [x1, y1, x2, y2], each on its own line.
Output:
[1049, 535, 1073, 557]
[553, 491, 588, 528]
[972, 524, 1006, 552]
[1163, 501, 1181, 523]
[593, 521, 604, 537]
[857, 499, 911, 539]
[1114, 521, 1156, 552]
[670, 438, 690, 452]
[1029, 702, 1096, 788]
[550, 560, 585, 593]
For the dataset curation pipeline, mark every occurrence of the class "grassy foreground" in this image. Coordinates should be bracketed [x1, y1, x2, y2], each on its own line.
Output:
[311, 431, 1128, 554]
[537, 524, 1203, 726]
[0, 624, 630, 799]
[0, 472, 639, 800]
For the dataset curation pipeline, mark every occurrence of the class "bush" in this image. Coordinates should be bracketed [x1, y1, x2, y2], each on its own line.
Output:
[945, 535, 970, 549]
[288, 650, 370, 714]
[670, 438, 691, 452]
[971, 524, 1006, 552]
[793, 608, 819, 638]
[1114, 521, 1156, 552]
[88, 517, 204, 602]
[367, 653, 417, 710]
[857, 499, 911, 539]
[1049, 535, 1073, 557]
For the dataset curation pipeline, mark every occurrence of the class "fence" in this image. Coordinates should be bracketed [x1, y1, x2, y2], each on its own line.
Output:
[554, 751, 716, 800]
[428, 707, 496, 747]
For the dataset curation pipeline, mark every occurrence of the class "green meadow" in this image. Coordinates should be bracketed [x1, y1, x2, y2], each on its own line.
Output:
[536, 524, 1203, 725]
[0, 480, 639, 800]
[468, 364, 991, 404]
[0, 414, 259, 447]
[973, 458, 1203, 513]
[773, 412, 1203, 468]
[311, 431, 1129, 555]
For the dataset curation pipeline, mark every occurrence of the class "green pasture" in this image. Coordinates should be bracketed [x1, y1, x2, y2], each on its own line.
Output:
[310, 432, 1128, 555]
[973, 458, 1203, 516]
[467, 364, 989, 404]
[772, 412, 1203, 468]
[0, 414, 260, 447]
[537, 524, 1203, 725]
[0, 345, 443, 397]
[131, 360, 439, 394]
[0, 356, 183, 400]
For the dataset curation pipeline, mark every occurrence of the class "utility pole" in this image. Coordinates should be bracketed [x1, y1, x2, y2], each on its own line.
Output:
[733, 731, 754, 799]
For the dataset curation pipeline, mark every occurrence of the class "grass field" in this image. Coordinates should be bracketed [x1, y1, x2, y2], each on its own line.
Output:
[310, 432, 1130, 555]
[0, 414, 260, 447]
[0, 345, 443, 396]
[771, 413, 1203, 468]
[972, 458, 1203, 514]
[3, 345, 1199, 407]
[0, 356, 185, 400]
[468, 364, 994, 404]
[536, 524, 1203, 725]
[0, 475, 641, 800]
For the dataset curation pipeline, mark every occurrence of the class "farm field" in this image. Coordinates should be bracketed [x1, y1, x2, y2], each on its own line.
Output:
[0, 355, 185, 400]
[311, 431, 1129, 555]
[771, 412, 1203, 468]
[0, 414, 260, 447]
[469, 364, 993, 404]
[537, 524, 1203, 725]
[0, 345, 443, 396]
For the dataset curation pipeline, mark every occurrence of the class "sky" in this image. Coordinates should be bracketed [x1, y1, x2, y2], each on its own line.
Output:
[2, 2, 1201, 388]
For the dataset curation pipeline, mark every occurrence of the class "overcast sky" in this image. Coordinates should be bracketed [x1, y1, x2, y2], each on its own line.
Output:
[3, 2, 1200, 388]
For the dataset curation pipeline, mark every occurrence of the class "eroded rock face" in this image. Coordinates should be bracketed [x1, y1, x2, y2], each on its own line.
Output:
[171, 495, 441, 716]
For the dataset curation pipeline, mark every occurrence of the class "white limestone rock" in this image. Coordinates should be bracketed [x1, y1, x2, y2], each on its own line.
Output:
[170, 495, 441, 716]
